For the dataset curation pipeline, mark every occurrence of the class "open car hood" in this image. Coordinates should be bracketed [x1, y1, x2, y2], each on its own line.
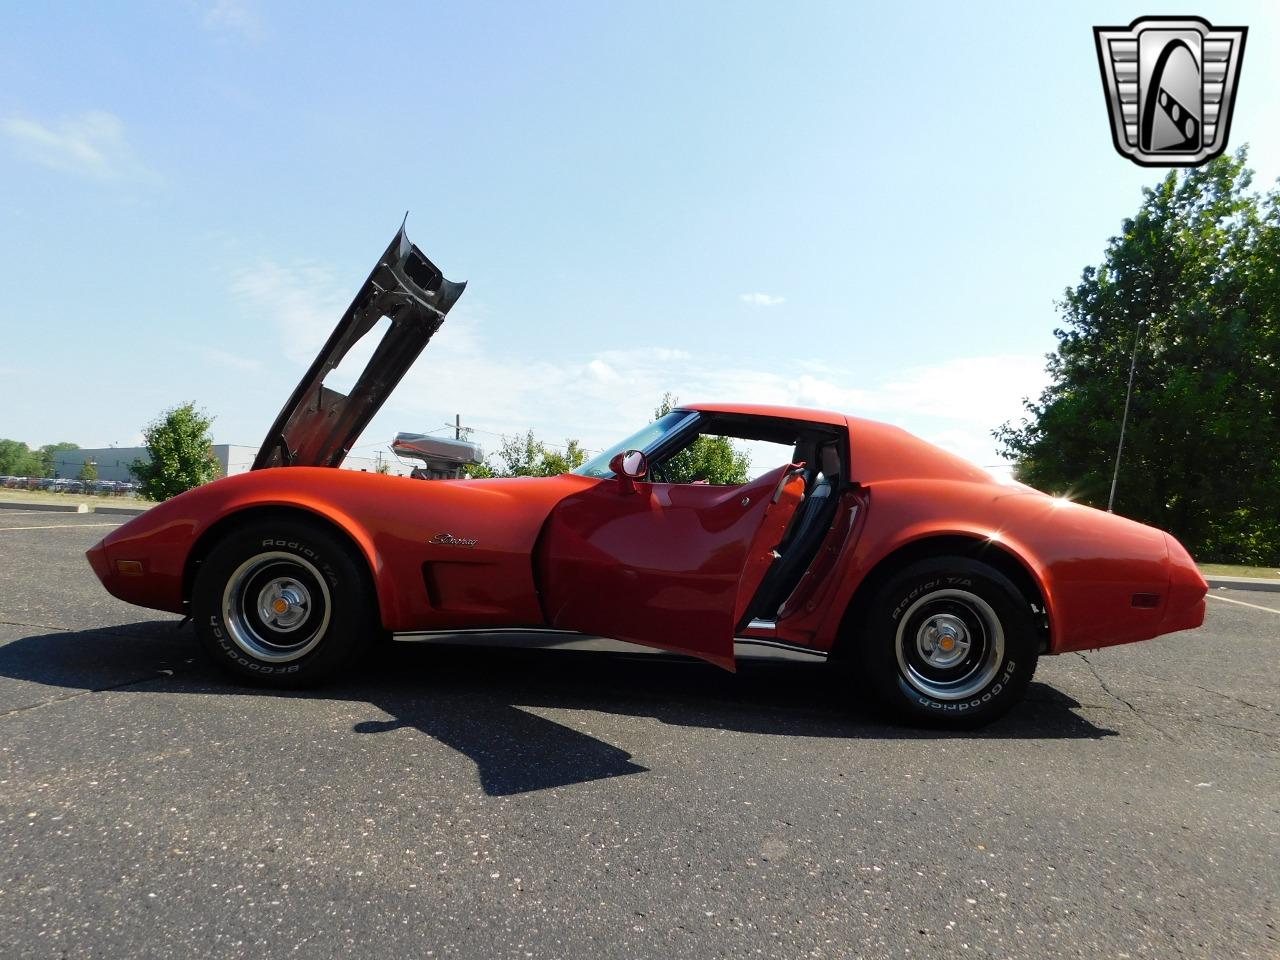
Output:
[253, 223, 466, 470]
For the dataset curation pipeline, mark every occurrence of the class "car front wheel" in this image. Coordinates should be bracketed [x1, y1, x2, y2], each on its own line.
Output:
[858, 557, 1038, 726]
[192, 518, 375, 687]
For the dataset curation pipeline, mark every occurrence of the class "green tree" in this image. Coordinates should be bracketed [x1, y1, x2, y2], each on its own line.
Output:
[489, 431, 587, 477]
[129, 402, 220, 501]
[995, 150, 1280, 564]
[542, 438, 588, 475]
[39, 442, 79, 478]
[493, 431, 544, 476]
[653, 393, 750, 484]
[78, 460, 98, 484]
[0, 439, 44, 477]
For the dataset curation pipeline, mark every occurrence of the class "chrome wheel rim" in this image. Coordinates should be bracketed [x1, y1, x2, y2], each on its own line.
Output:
[221, 551, 331, 663]
[895, 588, 1004, 701]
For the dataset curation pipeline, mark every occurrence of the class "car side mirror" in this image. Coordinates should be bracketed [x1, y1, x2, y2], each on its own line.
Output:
[608, 449, 648, 494]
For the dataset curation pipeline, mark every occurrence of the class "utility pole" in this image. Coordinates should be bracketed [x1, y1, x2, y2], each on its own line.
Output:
[1108, 321, 1142, 514]
[455, 414, 462, 440]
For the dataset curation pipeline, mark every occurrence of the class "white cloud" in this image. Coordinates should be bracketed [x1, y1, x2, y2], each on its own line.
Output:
[387, 330, 1044, 471]
[739, 292, 785, 307]
[227, 259, 1047, 473]
[195, 345, 264, 374]
[1, 111, 145, 180]
[872, 355, 1047, 426]
[202, 0, 266, 41]
[596, 346, 692, 364]
[586, 359, 621, 383]
[228, 261, 349, 365]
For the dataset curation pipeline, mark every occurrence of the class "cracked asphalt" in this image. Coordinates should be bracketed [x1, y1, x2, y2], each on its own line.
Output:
[0, 512, 1277, 959]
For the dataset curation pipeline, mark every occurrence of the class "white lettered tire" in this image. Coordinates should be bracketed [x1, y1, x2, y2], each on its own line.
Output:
[858, 557, 1038, 726]
[192, 519, 375, 687]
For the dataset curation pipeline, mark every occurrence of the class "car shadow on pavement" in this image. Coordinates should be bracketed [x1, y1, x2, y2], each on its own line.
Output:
[0, 621, 1117, 796]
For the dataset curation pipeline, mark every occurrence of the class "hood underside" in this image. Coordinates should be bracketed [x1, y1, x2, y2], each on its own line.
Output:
[253, 223, 465, 470]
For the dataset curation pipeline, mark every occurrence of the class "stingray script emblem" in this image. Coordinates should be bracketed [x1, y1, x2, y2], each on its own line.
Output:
[429, 532, 479, 547]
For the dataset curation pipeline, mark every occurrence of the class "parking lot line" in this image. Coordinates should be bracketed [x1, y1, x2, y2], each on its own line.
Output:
[0, 522, 123, 532]
[1208, 593, 1280, 616]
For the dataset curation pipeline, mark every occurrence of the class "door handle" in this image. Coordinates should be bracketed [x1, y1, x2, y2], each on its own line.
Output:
[740, 496, 751, 507]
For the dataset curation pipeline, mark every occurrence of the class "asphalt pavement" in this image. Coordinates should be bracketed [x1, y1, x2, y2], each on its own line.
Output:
[0, 512, 1276, 959]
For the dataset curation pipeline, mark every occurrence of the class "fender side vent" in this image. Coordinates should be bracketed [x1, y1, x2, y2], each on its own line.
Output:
[1131, 592, 1161, 609]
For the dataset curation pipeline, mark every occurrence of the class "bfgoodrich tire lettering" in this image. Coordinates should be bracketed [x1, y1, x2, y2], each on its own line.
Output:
[192, 519, 375, 687]
[858, 557, 1037, 726]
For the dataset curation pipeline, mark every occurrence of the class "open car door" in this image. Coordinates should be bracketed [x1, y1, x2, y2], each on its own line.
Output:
[536, 463, 807, 670]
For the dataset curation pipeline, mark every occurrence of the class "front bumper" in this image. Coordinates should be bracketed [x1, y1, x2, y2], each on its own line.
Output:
[86, 538, 111, 585]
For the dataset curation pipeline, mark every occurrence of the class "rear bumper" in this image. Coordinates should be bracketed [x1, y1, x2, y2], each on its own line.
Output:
[1160, 532, 1208, 634]
[1047, 530, 1207, 654]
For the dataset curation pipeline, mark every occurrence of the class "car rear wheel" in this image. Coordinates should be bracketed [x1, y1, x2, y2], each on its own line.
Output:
[857, 557, 1037, 726]
[192, 518, 376, 687]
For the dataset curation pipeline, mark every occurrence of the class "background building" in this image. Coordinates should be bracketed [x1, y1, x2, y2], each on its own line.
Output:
[48, 445, 419, 482]
[50, 445, 259, 483]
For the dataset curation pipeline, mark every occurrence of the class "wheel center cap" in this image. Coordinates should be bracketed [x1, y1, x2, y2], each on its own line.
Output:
[917, 613, 971, 668]
[257, 578, 311, 632]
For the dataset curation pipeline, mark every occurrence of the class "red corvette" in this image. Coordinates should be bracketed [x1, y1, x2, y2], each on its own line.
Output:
[87, 227, 1207, 725]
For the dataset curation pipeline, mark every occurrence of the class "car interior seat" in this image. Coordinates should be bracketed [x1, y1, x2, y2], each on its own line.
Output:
[747, 441, 842, 621]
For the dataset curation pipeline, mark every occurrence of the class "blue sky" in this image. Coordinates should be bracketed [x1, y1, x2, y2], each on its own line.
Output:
[1, 1, 1275, 474]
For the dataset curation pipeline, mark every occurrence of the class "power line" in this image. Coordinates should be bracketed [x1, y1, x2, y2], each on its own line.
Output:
[440, 422, 601, 455]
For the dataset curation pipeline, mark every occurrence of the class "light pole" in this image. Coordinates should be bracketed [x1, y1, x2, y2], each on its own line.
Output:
[1107, 321, 1142, 513]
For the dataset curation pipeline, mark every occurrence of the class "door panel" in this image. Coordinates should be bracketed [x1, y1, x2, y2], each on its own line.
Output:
[537, 464, 794, 670]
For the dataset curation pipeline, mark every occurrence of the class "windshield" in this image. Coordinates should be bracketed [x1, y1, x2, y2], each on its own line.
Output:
[573, 410, 693, 478]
